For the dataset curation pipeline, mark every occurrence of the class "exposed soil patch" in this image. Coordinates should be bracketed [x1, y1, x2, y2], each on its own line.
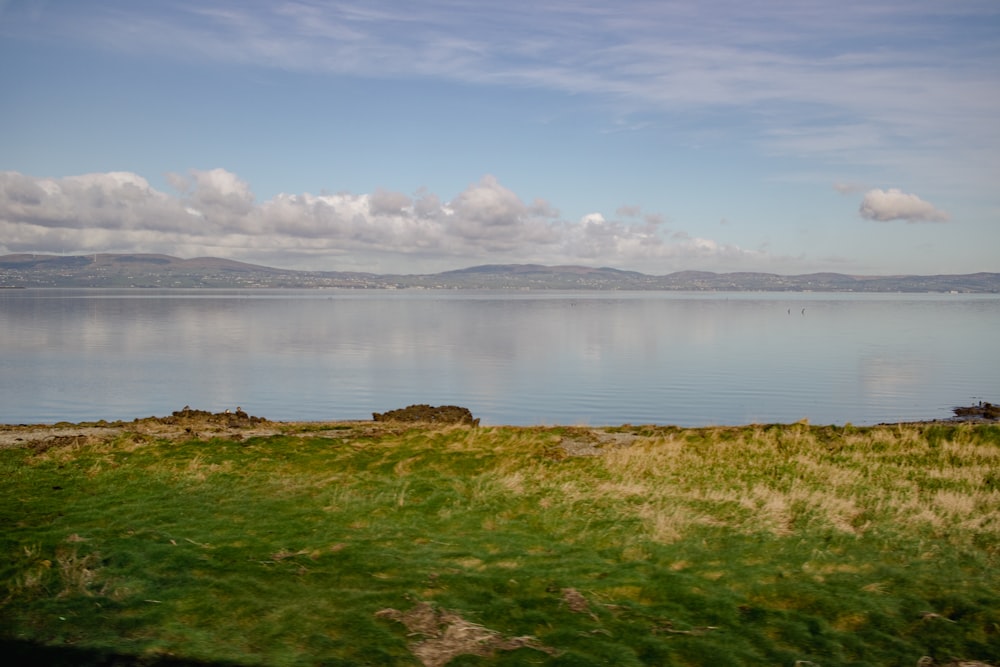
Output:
[561, 587, 600, 621]
[373, 404, 480, 426]
[918, 659, 996, 667]
[558, 429, 641, 457]
[375, 601, 556, 666]
[0, 407, 280, 449]
[0, 426, 122, 451]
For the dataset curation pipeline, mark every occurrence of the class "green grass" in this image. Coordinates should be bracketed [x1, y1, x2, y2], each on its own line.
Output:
[1, 422, 998, 666]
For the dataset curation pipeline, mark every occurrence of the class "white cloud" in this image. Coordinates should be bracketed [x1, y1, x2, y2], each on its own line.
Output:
[368, 188, 412, 216]
[171, 168, 256, 221]
[0, 170, 182, 233]
[448, 175, 528, 233]
[858, 188, 950, 223]
[0, 169, 765, 272]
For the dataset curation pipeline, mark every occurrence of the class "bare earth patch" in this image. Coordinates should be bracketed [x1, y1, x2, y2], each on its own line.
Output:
[0, 408, 283, 450]
[561, 587, 600, 622]
[0, 425, 122, 451]
[559, 429, 640, 457]
[375, 601, 558, 666]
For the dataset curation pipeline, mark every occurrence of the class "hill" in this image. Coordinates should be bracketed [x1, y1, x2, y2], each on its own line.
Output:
[2, 253, 998, 291]
[0, 253, 379, 289]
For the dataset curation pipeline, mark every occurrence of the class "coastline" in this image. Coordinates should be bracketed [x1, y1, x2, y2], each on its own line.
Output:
[2, 403, 996, 451]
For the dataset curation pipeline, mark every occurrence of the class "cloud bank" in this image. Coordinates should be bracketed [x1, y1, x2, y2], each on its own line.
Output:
[858, 188, 950, 223]
[0, 169, 759, 272]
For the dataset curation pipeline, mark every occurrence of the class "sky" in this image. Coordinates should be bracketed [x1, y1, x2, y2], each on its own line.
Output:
[1, 0, 998, 275]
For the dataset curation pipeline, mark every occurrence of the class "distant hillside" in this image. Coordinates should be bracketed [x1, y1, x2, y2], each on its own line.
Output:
[1, 253, 276, 273]
[0, 253, 379, 288]
[428, 264, 1000, 292]
[1, 253, 998, 292]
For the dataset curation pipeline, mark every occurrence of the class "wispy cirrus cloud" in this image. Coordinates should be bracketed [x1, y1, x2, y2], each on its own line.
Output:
[5, 0, 997, 186]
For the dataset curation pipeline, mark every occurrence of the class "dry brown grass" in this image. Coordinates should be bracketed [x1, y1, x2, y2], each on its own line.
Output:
[568, 423, 1000, 546]
[375, 601, 558, 666]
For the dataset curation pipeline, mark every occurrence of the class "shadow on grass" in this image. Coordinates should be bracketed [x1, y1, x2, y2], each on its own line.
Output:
[0, 638, 250, 667]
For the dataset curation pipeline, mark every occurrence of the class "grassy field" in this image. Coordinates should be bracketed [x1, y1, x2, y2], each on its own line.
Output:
[1, 418, 998, 666]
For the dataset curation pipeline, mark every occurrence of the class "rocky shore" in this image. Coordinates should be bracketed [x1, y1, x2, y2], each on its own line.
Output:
[1, 402, 995, 451]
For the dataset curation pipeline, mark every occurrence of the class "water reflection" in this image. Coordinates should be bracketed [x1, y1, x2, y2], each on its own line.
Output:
[2, 289, 998, 425]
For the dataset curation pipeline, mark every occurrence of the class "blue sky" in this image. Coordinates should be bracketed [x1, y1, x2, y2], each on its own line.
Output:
[1, 0, 997, 274]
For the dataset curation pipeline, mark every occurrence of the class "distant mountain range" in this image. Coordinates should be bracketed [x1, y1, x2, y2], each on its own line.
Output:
[2, 253, 998, 292]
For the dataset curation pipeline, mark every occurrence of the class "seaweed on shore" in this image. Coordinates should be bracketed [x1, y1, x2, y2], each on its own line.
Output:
[372, 404, 480, 426]
[139, 406, 269, 429]
[953, 401, 1000, 420]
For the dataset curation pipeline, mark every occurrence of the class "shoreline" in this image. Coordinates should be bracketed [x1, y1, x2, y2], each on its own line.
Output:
[2, 404, 996, 451]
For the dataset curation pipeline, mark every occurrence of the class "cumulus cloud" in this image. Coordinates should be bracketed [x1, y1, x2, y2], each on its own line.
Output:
[858, 188, 950, 223]
[189, 168, 255, 211]
[449, 175, 525, 228]
[0, 169, 764, 272]
[0, 170, 183, 233]
[368, 188, 412, 216]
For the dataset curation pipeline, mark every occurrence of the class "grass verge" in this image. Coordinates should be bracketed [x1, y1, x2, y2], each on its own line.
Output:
[1, 421, 998, 666]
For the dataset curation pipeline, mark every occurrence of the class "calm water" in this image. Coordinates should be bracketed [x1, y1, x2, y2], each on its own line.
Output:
[1, 289, 997, 426]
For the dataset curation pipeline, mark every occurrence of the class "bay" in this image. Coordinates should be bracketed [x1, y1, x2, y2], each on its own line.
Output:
[1, 288, 997, 426]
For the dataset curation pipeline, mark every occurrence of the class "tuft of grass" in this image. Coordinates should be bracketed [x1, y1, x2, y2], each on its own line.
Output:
[1, 421, 998, 666]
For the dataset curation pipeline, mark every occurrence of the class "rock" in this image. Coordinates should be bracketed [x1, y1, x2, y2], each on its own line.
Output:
[372, 404, 479, 426]
[953, 401, 1000, 420]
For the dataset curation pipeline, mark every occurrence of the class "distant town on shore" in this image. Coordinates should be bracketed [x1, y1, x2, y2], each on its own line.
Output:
[2, 253, 998, 292]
